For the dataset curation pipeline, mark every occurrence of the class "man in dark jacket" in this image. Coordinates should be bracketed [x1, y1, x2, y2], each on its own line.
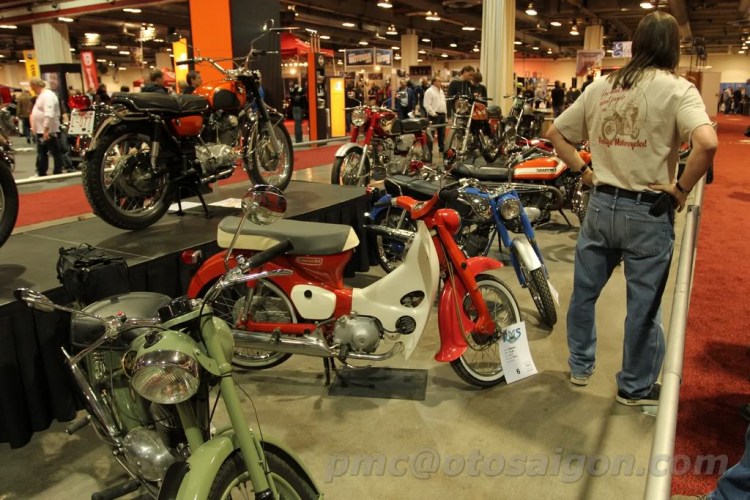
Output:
[581, 74, 594, 93]
[141, 70, 168, 94]
[395, 79, 415, 119]
[447, 65, 475, 116]
[470, 72, 487, 99]
[184, 71, 202, 94]
[551, 80, 566, 118]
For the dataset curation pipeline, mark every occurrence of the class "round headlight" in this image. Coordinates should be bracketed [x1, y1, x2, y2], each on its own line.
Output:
[500, 199, 522, 220]
[455, 98, 471, 115]
[131, 351, 200, 404]
[352, 107, 368, 127]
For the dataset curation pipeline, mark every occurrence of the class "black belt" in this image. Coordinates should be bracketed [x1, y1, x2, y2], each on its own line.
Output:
[596, 185, 660, 204]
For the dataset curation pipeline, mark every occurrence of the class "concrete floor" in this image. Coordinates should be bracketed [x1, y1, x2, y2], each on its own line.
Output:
[0, 153, 690, 499]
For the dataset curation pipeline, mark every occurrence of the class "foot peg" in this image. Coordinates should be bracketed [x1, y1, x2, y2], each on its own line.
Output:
[65, 415, 91, 435]
[91, 479, 141, 500]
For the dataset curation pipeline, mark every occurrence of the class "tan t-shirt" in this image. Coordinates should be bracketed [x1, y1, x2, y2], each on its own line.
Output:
[554, 69, 711, 192]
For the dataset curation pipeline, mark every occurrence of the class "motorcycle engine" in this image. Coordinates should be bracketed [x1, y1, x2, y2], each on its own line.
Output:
[121, 426, 177, 482]
[332, 315, 382, 354]
[212, 112, 240, 146]
[196, 143, 239, 176]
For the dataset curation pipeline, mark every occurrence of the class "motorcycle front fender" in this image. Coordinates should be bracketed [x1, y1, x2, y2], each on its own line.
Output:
[435, 256, 504, 363]
[186, 251, 238, 299]
[368, 194, 394, 222]
[334, 142, 363, 159]
[511, 237, 542, 272]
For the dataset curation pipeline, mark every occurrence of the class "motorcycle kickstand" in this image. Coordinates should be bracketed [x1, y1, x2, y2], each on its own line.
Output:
[323, 358, 334, 387]
[195, 190, 211, 219]
[174, 188, 186, 216]
[558, 209, 572, 227]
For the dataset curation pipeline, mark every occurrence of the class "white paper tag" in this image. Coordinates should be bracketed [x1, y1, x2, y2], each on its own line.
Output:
[168, 201, 202, 212]
[499, 321, 538, 384]
[210, 198, 242, 208]
[547, 280, 560, 307]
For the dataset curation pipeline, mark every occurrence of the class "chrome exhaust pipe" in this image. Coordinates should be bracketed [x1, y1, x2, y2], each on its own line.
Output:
[364, 224, 415, 243]
[346, 342, 404, 361]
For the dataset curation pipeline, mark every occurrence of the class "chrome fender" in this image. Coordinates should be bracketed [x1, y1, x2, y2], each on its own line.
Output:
[334, 142, 363, 158]
[511, 237, 542, 272]
[86, 115, 122, 153]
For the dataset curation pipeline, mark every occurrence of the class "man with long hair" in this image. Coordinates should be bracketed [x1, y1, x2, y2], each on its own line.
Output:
[546, 12, 718, 405]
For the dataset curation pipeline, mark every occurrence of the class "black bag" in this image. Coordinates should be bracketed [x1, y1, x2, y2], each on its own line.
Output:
[56, 244, 130, 305]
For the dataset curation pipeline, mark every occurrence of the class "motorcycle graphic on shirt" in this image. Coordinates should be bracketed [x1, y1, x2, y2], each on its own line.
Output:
[599, 88, 648, 143]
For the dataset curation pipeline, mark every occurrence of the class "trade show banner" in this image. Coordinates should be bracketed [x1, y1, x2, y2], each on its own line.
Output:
[173, 38, 189, 90]
[329, 77, 345, 138]
[576, 50, 605, 76]
[80, 51, 98, 91]
[346, 48, 374, 67]
[23, 50, 40, 81]
[375, 49, 392, 66]
[612, 41, 632, 58]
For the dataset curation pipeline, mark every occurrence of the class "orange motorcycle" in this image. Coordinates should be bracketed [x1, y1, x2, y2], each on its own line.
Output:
[445, 93, 504, 163]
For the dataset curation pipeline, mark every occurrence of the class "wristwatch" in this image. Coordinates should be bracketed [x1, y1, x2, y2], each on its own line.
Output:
[675, 181, 691, 194]
[579, 164, 589, 174]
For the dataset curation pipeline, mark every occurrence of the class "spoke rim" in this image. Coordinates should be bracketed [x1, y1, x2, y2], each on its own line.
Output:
[254, 126, 292, 187]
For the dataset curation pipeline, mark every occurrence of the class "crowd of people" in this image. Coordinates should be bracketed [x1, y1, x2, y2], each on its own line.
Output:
[721, 85, 749, 115]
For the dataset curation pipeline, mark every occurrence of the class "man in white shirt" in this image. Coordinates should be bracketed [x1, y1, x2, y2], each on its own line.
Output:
[423, 76, 447, 153]
[29, 78, 63, 177]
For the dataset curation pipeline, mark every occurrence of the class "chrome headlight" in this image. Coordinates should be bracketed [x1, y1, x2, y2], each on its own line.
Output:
[455, 98, 471, 115]
[352, 107, 368, 127]
[500, 199, 522, 220]
[131, 350, 200, 404]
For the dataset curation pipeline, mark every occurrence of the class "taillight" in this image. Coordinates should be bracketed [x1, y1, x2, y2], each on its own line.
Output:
[181, 250, 203, 265]
[365, 186, 374, 195]
[68, 95, 91, 110]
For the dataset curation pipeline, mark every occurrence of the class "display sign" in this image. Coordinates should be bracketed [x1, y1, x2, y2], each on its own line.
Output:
[329, 77, 345, 138]
[345, 48, 374, 67]
[612, 41, 632, 58]
[80, 51, 98, 91]
[576, 50, 605, 76]
[23, 50, 40, 90]
[409, 65, 432, 77]
[499, 322, 538, 384]
[173, 38, 189, 91]
[375, 49, 392, 66]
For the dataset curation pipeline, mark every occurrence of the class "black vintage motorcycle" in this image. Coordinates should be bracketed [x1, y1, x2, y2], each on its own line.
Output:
[0, 103, 18, 248]
[81, 20, 293, 230]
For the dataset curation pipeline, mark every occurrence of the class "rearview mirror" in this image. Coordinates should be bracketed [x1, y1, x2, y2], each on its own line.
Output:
[262, 19, 275, 32]
[242, 185, 287, 226]
[14, 288, 55, 313]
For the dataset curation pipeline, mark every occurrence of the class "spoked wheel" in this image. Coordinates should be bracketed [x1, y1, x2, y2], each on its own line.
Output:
[0, 162, 19, 247]
[373, 209, 416, 273]
[521, 264, 557, 327]
[202, 279, 293, 370]
[450, 274, 521, 388]
[445, 129, 467, 159]
[82, 126, 172, 230]
[330, 147, 369, 186]
[208, 451, 317, 500]
[247, 120, 294, 191]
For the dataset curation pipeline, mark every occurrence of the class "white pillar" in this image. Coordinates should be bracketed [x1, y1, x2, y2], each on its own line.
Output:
[401, 31, 418, 77]
[481, 0, 515, 114]
[32, 23, 72, 65]
[584, 25, 604, 51]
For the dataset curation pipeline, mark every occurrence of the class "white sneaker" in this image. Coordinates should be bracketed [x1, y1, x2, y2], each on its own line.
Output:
[26, 173, 41, 179]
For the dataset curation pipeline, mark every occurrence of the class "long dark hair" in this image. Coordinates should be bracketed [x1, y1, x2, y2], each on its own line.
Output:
[608, 12, 681, 90]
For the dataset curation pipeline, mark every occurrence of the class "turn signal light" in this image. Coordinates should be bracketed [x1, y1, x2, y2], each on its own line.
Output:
[181, 250, 203, 265]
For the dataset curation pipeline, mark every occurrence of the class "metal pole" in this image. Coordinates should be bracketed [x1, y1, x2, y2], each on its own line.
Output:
[643, 175, 706, 499]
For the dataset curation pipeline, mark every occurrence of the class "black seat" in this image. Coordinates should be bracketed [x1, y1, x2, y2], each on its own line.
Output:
[394, 118, 429, 134]
[451, 163, 509, 182]
[111, 92, 209, 115]
[486, 105, 502, 118]
[385, 175, 458, 201]
[217, 218, 360, 255]
[71, 292, 172, 351]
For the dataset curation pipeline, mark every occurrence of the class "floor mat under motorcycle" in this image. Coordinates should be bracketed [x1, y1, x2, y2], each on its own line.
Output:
[328, 367, 428, 401]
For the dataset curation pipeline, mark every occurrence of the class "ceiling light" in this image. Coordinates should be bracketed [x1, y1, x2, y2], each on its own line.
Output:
[18, 59, 25, 63]
[422, 38, 431, 43]
[118, 67, 127, 70]
[386, 25, 398, 35]
[533, 46, 539, 50]
[514, 40, 522, 45]
[153, 38, 164, 42]
[0, 55, 4, 58]
[119, 50, 130, 55]
[105, 45, 118, 49]
[526, 3, 537, 16]
[377, 0, 393, 8]
[359, 40, 368, 46]
[342, 22, 356, 27]
[547, 48, 553, 54]
[441, 53, 448, 58]
[169, 54, 174, 58]
[123, 8, 142, 13]
[166, 48, 171, 52]
[70, 48, 75, 52]
[418, 49, 426, 54]
[337, 60, 343, 64]
[550, 21, 562, 27]
[319, 35, 331, 40]
[450, 42, 458, 48]
[138, 26, 156, 42]
[607, 49, 613, 53]
[570, 24, 580, 36]
[0, 25, 18, 29]
[417, 58, 423, 62]
[58, 17, 74, 23]
[740, 50, 746, 54]
[425, 11, 441, 21]
[395, 55, 401, 60]
[391, 46, 399, 50]
[462, 26, 476, 31]
[338, 49, 346, 52]
[96, 59, 106, 62]
[472, 45, 480, 52]
[639, 2, 654, 8]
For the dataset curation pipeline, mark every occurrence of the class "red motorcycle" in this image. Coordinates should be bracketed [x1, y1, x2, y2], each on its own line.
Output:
[185, 184, 521, 388]
[331, 104, 433, 186]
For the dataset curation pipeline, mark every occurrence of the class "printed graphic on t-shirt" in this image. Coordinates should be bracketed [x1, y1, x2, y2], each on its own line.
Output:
[597, 87, 649, 149]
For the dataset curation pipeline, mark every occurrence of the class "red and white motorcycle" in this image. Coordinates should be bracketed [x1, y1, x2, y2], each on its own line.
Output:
[185, 185, 521, 388]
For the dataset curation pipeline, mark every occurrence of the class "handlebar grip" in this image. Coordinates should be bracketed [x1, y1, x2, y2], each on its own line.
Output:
[438, 188, 460, 203]
[176, 59, 195, 66]
[373, 199, 393, 208]
[244, 239, 293, 270]
[251, 49, 267, 57]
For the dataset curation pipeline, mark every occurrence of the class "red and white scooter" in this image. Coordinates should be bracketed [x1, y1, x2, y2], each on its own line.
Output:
[185, 185, 521, 388]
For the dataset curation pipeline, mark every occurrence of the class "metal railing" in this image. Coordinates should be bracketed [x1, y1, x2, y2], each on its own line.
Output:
[643, 175, 707, 499]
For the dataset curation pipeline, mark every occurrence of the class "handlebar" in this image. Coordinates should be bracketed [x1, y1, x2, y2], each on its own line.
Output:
[240, 239, 293, 271]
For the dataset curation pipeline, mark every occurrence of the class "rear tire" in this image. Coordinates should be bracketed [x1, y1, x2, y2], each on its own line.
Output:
[248, 121, 294, 191]
[0, 161, 19, 247]
[207, 450, 317, 500]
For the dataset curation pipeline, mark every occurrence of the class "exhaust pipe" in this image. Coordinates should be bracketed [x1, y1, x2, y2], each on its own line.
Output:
[232, 329, 404, 361]
[364, 224, 415, 243]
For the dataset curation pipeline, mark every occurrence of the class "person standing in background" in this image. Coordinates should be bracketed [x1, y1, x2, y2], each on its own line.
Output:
[424, 75, 447, 153]
[16, 89, 32, 144]
[184, 71, 202, 94]
[566, 86, 582, 106]
[414, 77, 428, 116]
[470, 72, 488, 99]
[141, 70, 168, 94]
[447, 65, 475, 116]
[581, 74, 595, 93]
[289, 83, 306, 144]
[120, 85, 130, 93]
[95, 83, 110, 104]
[395, 79, 415, 120]
[28, 78, 63, 178]
[534, 83, 546, 108]
[523, 85, 535, 100]
[733, 87, 742, 115]
[551, 80, 566, 118]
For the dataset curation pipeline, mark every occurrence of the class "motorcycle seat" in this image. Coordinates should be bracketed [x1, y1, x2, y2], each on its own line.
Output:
[393, 118, 429, 135]
[385, 174, 457, 201]
[451, 163, 509, 182]
[486, 105, 502, 118]
[111, 93, 210, 115]
[217, 218, 360, 255]
[71, 292, 173, 351]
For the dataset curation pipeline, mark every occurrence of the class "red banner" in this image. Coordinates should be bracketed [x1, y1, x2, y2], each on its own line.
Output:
[80, 51, 98, 91]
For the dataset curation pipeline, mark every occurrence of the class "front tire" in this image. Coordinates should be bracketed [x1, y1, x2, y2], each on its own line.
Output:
[247, 121, 294, 191]
[331, 147, 369, 186]
[450, 274, 521, 388]
[445, 128, 466, 157]
[0, 162, 19, 247]
[526, 267, 557, 327]
[208, 450, 317, 500]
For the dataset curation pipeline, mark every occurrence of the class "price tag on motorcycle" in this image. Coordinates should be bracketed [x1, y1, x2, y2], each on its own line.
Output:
[547, 280, 560, 307]
[499, 321, 538, 384]
[68, 110, 96, 136]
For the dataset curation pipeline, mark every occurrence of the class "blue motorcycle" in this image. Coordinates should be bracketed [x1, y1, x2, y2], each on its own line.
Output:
[369, 176, 557, 327]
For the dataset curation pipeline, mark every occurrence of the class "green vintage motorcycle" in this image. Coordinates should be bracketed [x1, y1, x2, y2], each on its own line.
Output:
[15, 187, 322, 500]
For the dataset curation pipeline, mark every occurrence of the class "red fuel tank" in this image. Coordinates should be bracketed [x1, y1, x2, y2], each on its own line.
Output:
[512, 156, 567, 181]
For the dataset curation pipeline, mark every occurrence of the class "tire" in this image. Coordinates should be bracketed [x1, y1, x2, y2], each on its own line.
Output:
[373, 208, 415, 273]
[450, 274, 521, 388]
[82, 125, 173, 230]
[207, 450, 317, 500]
[200, 279, 293, 370]
[422, 141, 433, 165]
[445, 128, 466, 156]
[330, 147, 369, 186]
[482, 135, 502, 164]
[526, 267, 557, 327]
[0, 162, 19, 248]
[247, 121, 293, 191]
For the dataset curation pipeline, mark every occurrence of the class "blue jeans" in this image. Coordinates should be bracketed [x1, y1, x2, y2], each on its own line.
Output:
[292, 106, 303, 143]
[567, 188, 675, 398]
[712, 423, 750, 500]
